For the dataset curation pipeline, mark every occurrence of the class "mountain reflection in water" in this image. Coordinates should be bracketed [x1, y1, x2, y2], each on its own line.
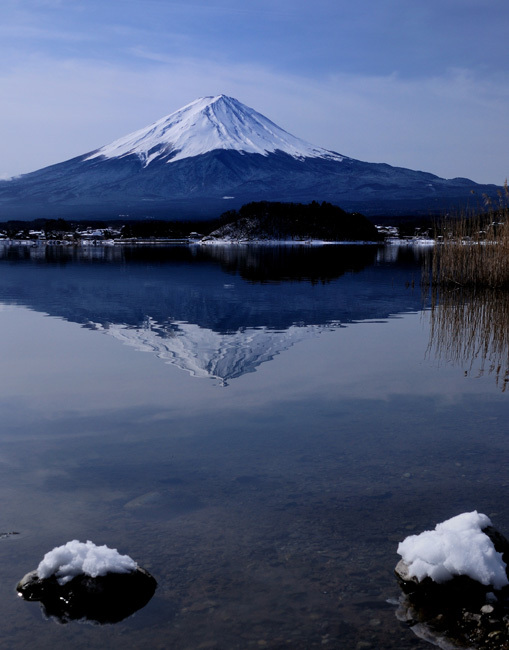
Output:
[428, 287, 509, 391]
[0, 243, 424, 384]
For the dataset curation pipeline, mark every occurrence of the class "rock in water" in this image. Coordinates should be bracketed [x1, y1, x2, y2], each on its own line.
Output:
[394, 512, 509, 649]
[396, 512, 509, 591]
[17, 540, 157, 624]
[17, 566, 157, 624]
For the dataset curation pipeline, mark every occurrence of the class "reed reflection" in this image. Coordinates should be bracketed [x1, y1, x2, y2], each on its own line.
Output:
[428, 287, 509, 391]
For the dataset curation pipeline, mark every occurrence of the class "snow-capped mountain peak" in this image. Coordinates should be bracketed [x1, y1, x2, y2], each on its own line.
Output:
[85, 95, 344, 166]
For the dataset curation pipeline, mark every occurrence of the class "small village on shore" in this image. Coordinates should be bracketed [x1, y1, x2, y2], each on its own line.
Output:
[0, 226, 433, 246]
[0, 211, 435, 247]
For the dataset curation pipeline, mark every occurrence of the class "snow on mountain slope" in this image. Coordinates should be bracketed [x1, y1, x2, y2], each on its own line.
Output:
[85, 95, 345, 167]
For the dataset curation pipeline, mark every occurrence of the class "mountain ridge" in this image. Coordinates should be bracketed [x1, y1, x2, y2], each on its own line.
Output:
[0, 95, 500, 220]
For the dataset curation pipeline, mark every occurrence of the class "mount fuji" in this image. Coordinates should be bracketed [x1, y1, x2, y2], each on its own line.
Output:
[0, 95, 499, 220]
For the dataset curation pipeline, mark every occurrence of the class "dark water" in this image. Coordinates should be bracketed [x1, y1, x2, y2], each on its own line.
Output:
[0, 243, 507, 649]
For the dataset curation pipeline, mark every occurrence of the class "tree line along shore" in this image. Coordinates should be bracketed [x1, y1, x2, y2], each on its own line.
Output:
[0, 200, 437, 244]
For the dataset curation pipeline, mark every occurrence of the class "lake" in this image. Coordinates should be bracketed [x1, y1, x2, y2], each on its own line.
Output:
[0, 243, 507, 649]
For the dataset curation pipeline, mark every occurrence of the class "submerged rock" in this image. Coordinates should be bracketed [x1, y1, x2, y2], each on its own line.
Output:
[394, 513, 509, 649]
[395, 589, 509, 650]
[17, 566, 157, 624]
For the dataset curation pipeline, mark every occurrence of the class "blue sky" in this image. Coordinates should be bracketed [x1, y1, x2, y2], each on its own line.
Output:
[1, 0, 508, 184]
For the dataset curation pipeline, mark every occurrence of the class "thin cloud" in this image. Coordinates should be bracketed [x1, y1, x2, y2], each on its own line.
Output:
[0, 23, 97, 42]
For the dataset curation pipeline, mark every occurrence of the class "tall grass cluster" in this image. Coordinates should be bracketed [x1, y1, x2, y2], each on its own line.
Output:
[424, 182, 509, 288]
[423, 182, 509, 390]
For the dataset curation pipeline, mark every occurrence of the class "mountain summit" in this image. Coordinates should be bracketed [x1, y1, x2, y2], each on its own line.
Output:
[0, 95, 500, 220]
[85, 95, 344, 166]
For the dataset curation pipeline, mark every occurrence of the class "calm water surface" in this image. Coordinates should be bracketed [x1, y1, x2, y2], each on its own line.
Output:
[0, 244, 507, 649]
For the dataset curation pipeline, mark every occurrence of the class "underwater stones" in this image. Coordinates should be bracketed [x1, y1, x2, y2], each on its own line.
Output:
[17, 540, 157, 624]
[396, 590, 509, 650]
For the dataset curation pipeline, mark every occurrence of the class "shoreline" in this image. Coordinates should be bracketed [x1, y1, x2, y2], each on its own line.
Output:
[0, 237, 435, 247]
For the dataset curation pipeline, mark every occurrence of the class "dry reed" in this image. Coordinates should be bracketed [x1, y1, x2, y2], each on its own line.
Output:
[423, 182, 509, 390]
[423, 181, 509, 288]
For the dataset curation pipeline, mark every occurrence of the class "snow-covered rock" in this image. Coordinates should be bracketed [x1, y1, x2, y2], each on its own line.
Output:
[394, 513, 509, 649]
[17, 541, 156, 624]
[36, 539, 138, 586]
[397, 511, 509, 589]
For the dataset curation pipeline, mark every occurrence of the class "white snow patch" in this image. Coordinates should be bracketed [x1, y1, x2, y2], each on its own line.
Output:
[397, 511, 509, 589]
[37, 540, 137, 585]
[85, 95, 344, 166]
